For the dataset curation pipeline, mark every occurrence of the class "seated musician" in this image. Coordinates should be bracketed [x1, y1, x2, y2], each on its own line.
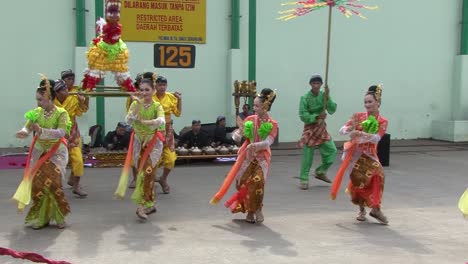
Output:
[103, 122, 131, 151]
[178, 119, 210, 149]
[213, 116, 237, 146]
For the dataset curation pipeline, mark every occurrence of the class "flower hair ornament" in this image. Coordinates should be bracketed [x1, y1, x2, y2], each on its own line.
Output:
[38, 73, 51, 99]
[262, 89, 277, 110]
[151, 71, 158, 87]
[374, 84, 383, 102]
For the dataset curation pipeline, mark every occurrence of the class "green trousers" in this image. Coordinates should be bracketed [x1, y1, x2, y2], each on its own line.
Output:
[299, 140, 337, 183]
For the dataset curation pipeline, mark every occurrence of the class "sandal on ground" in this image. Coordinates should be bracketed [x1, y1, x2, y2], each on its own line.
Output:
[73, 187, 88, 198]
[255, 210, 264, 223]
[159, 180, 170, 194]
[356, 208, 367, 221]
[300, 182, 309, 190]
[369, 209, 389, 225]
[315, 173, 331, 183]
[245, 212, 255, 224]
[136, 207, 148, 220]
[56, 223, 66, 229]
[144, 206, 157, 215]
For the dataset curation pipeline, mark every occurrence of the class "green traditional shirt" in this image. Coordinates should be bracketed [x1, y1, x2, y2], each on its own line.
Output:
[299, 90, 337, 125]
[127, 101, 165, 138]
[25, 107, 70, 149]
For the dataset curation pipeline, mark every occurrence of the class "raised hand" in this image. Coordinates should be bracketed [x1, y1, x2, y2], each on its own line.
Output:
[30, 123, 41, 133]
[15, 130, 28, 139]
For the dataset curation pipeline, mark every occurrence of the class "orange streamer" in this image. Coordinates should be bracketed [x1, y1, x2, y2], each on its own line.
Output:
[331, 140, 355, 200]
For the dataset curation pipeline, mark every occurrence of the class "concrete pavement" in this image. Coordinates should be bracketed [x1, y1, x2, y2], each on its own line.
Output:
[0, 141, 467, 263]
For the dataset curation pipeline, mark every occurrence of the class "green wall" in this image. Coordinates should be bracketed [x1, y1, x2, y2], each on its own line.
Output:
[256, 0, 460, 142]
[0, 0, 464, 147]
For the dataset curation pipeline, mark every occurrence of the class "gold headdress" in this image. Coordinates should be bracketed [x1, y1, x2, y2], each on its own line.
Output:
[38, 73, 51, 99]
[375, 84, 383, 102]
[152, 71, 158, 87]
[261, 89, 277, 110]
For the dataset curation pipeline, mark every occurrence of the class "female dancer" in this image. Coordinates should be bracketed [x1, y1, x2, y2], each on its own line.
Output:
[13, 78, 71, 229]
[115, 79, 165, 220]
[210, 88, 278, 223]
[332, 85, 389, 224]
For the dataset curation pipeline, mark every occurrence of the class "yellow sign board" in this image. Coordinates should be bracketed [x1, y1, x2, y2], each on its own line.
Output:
[121, 0, 206, 44]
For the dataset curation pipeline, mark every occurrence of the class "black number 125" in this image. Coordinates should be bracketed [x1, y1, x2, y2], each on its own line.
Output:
[154, 44, 196, 68]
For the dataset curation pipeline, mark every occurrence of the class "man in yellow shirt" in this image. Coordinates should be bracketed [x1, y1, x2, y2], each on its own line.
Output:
[56, 70, 89, 197]
[153, 75, 181, 194]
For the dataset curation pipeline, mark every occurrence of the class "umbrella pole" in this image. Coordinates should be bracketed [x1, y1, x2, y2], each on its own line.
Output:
[322, 5, 333, 112]
[324, 5, 333, 88]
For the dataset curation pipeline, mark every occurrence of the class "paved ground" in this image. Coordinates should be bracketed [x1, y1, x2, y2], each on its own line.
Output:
[0, 140, 467, 264]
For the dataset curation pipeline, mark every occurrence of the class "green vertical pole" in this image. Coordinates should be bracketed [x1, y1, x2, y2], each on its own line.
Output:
[76, 0, 86, 47]
[95, 0, 105, 132]
[248, 0, 256, 107]
[462, 0, 468, 54]
[231, 0, 240, 49]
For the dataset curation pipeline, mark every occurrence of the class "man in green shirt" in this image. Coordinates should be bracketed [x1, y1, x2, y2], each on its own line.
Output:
[298, 75, 337, 189]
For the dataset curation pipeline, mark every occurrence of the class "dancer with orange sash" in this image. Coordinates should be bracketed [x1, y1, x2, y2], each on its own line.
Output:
[12, 78, 72, 229]
[331, 85, 388, 224]
[210, 88, 277, 224]
[115, 79, 165, 221]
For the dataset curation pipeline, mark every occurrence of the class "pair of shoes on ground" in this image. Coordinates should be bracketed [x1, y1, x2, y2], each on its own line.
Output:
[356, 208, 389, 225]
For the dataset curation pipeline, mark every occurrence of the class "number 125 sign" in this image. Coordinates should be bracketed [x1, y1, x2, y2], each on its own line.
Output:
[154, 44, 196, 68]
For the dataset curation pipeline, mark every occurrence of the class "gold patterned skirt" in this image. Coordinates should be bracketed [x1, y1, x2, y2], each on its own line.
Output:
[225, 160, 265, 214]
[347, 154, 384, 208]
[131, 146, 157, 208]
[25, 160, 70, 227]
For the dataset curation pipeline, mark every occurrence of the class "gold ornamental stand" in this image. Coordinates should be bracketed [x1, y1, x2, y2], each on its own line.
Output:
[232, 80, 257, 116]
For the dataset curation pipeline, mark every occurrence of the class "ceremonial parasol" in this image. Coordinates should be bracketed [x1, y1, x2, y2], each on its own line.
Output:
[279, 0, 378, 109]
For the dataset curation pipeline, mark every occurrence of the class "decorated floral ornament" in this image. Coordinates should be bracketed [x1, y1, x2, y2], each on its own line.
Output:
[278, 0, 378, 20]
[81, 0, 136, 92]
